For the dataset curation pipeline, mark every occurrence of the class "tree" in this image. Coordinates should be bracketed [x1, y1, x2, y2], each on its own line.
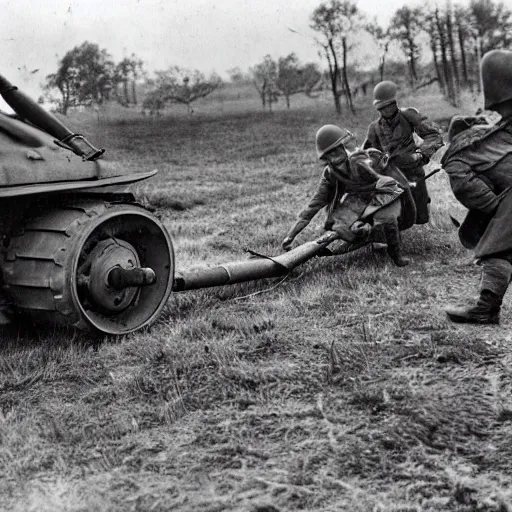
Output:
[115, 58, 132, 106]
[468, 0, 512, 90]
[276, 53, 322, 108]
[227, 67, 248, 84]
[147, 67, 222, 114]
[454, 6, 471, 88]
[424, 9, 445, 94]
[432, 6, 456, 102]
[366, 21, 392, 82]
[389, 6, 423, 89]
[469, 0, 512, 54]
[115, 55, 144, 106]
[311, 0, 363, 114]
[251, 55, 279, 111]
[45, 42, 116, 115]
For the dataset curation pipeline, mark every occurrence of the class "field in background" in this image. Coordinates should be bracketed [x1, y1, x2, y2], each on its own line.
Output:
[2, 87, 512, 511]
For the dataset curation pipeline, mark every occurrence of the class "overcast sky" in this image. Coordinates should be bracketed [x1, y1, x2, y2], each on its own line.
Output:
[2, 0, 476, 99]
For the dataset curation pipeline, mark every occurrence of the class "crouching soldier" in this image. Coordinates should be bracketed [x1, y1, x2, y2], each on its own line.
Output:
[281, 124, 415, 267]
[444, 49, 512, 324]
[363, 81, 444, 224]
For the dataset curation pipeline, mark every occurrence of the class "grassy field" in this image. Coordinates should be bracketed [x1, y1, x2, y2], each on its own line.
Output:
[2, 87, 512, 512]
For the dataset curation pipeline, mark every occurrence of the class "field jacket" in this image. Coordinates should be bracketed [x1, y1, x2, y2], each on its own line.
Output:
[285, 149, 415, 240]
[363, 108, 444, 176]
[441, 116, 512, 257]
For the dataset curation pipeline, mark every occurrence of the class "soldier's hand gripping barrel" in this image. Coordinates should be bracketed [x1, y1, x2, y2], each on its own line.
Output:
[0, 74, 104, 161]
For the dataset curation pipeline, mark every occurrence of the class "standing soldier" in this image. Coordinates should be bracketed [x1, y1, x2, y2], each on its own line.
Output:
[281, 125, 416, 267]
[444, 50, 512, 324]
[363, 81, 444, 224]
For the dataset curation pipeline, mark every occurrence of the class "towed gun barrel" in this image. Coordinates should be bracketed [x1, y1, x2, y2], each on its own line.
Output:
[173, 232, 339, 291]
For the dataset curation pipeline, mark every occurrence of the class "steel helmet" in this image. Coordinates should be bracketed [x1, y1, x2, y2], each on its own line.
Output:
[315, 125, 352, 159]
[373, 81, 398, 109]
[481, 49, 512, 110]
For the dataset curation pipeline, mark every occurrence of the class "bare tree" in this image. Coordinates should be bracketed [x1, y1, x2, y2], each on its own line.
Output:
[251, 55, 279, 111]
[434, 6, 456, 104]
[149, 67, 222, 114]
[454, 6, 470, 88]
[445, 1, 460, 98]
[424, 9, 445, 94]
[389, 6, 423, 89]
[276, 53, 322, 108]
[366, 21, 392, 82]
[311, 0, 362, 114]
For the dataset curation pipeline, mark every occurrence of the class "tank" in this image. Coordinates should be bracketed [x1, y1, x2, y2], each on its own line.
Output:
[0, 75, 175, 335]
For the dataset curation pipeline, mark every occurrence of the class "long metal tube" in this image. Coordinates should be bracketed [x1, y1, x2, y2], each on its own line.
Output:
[172, 232, 338, 292]
[0, 74, 104, 161]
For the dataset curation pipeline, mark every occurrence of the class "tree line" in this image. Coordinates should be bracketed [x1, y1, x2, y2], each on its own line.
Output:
[42, 42, 222, 116]
[42, 0, 511, 116]
[309, 0, 512, 113]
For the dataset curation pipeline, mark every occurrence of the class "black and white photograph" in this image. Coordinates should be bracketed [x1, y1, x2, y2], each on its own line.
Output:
[1, 0, 512, 509]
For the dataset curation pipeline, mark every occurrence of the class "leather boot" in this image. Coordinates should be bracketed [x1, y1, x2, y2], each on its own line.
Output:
[445, 290, 502, 324]
[383, 221, 409, 267]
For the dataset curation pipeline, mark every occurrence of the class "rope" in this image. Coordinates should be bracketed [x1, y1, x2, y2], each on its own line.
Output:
[229, 273, 291, 301]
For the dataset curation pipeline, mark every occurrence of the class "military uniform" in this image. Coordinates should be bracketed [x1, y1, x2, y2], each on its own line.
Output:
[284, 149, 416, 265]
[363, 107, 444, 223]
[443, 117, 512, 322]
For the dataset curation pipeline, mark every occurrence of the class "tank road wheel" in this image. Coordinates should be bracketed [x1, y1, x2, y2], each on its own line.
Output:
[2, 200, 174, 335]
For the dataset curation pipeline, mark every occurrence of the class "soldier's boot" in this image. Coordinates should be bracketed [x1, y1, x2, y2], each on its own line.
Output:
[369, 225, 388, 251]
[383, 221, 409, 267]
[445, 257, 512, 325]
[445, 290, 502, 324]
[411, 177, 430, 224]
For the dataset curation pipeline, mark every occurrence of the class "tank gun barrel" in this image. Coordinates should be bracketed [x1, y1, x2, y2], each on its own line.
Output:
[0, 74, 104, 161]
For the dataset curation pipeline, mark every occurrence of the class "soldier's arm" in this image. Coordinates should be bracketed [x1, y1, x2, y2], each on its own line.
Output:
[402, 107, 444, 158]
[444, 160, 500, 214]
[362, 123, 382, 151]
[285, 169, 336, 239]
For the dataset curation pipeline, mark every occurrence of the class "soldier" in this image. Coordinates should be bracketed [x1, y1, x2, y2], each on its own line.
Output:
[281, 124, 416, 267]
[444, 49, 512, 324]
[363, 81, 444, 224]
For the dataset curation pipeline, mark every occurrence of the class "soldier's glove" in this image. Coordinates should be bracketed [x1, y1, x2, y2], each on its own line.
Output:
[281, 236, 295, 252]
[350, 221, 372, 237]
[414, 150, 429, 165]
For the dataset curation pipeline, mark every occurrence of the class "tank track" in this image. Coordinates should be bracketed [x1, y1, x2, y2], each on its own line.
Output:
[2, 199, 116, 330]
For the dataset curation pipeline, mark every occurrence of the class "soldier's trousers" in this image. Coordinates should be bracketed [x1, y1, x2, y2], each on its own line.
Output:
[331, 197, 401, 243]
[479, 254, 512, 300]
[401, 165, 430, 224]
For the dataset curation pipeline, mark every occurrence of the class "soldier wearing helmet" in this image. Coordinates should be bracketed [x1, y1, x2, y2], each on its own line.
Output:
[443, 49, 512, 324]
[363, 80, 443, 224]
[281, 124, 416, 266]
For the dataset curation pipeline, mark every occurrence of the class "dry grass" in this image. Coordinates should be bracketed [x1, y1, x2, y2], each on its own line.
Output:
[1, 87, 512, 512]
